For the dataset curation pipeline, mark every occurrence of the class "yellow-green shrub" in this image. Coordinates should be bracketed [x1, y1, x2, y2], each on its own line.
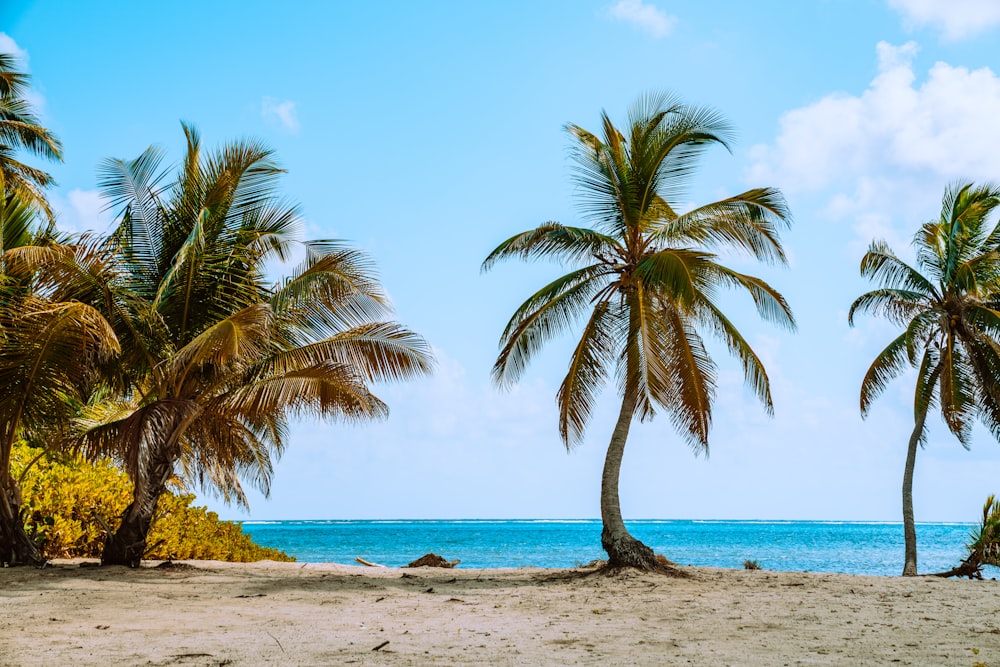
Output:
[11, 444, 293, 562]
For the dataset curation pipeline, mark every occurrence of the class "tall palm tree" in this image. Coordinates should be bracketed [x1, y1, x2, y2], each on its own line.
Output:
[849, 181, 1000, 576]
[74, 124, 432, 566]
[0, 52, 63, 220]
[0, 195, 119, 565]
[483, 93, 795, 570]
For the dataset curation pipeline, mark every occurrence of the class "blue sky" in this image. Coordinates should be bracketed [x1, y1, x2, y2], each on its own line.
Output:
[6, 1, 1000, 521]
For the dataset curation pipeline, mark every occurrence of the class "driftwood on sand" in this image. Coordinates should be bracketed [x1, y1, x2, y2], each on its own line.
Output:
[404, 553, 460, 568]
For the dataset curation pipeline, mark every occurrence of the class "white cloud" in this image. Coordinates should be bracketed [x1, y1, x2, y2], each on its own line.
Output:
[608, 0, 676, 38]
[748, 42, 1000, 246]
[53, 189, 113, 235]
[888, 0, 1000, 40]
[0, 33, 28, 67]
[261, 96, 300, 132]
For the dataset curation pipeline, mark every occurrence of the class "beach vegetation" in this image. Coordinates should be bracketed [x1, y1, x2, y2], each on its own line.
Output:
[13, 443, 292, 561]
[483, 92, 794, 571]
[743, 559, 762, 570]
[66, 124, 432, 566]
[0, 51, 81, 566]
[850, 182, 1000, 576]
[933, 494, 1000, 579]
[0, 217, 119, 567]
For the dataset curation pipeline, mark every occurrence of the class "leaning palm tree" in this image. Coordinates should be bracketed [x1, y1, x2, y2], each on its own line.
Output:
[0, 52, 63, 220]
[74, 124, 432, 566]
[483, 92, 795, 570]
[933, 494, 1000, 579]
[849, 181, 1000, 576]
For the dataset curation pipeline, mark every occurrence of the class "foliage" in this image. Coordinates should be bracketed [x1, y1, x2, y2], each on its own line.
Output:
[0, 51, 63, 220]
[12, 443, 292, 562]
[743, 559, 762, 570]
[935, 494, 1000, 579]
[41, 123, 433, 565]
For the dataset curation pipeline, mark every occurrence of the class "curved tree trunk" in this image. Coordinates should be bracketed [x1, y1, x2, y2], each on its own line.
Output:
[901, 407, 927, 577]
[0, 472, 44, 566]
[599, 390, 660, 571]
[930, 559, 982, 579]
[101, 441, 175, 567]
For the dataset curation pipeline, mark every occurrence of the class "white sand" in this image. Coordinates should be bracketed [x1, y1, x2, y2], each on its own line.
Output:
[2, 559, 999, 665]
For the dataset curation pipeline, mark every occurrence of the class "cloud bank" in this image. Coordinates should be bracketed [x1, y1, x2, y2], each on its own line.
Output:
[748, 41, 1000, 247]
[888, 0, 1000, 40]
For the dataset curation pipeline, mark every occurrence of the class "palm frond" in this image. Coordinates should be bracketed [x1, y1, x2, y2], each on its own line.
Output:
[656, 188, 791, 264]
[482, 223, 620, 271]
[493, 265, 610, 387]
[557, 300, 619, 447]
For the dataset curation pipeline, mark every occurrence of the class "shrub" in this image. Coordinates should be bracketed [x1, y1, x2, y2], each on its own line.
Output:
[12, 444, 293, 562]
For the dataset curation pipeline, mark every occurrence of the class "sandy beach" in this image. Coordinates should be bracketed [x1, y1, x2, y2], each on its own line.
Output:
[1, 560, 999, 666]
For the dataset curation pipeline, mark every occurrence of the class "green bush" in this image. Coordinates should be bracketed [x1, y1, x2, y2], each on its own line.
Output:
[11, 444, 293, 562]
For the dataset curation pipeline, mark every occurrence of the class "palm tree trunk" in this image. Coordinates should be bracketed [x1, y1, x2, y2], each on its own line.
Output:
[0, 472, 44, 566]
[599, 390, 659, 570]
[901, 406, 927, 577]
[101, 441, 175, 567]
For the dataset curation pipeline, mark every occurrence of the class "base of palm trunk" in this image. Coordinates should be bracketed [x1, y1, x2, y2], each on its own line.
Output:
[102, 504, 152, 568]
[601, 526, 664, 571]
[0, 517, 45, 567]
[901, 563, 918, 577]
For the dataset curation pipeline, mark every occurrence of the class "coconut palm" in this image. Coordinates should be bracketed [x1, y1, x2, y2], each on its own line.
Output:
[849, 181, 1000, 576]
[483, 92, 795, 570]
[76, 124, 432, 566]
[0, 195, 119, 565]
[0, 52, 63, 220]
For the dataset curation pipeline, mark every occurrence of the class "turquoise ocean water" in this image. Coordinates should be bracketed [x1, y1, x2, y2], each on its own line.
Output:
[241, 520, 992, 576]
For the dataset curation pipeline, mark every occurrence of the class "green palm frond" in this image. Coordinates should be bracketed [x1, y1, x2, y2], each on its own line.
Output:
[696, 297, 774, 414]
[848, 288, 929, 327]
[859, 332, 911, 416]
[656, 295, 715, 451]
[860, 241, 938, 296]
[634, 248, 715, 309]
[482, 223, 621, 271]
[0, 299, 119, 450]
[658, 188, 791, 264]
[709, 265, 796, 330]
[494, 265, 610, 387]
[557, 300, 620, 447]
[161, 304, 272, 392]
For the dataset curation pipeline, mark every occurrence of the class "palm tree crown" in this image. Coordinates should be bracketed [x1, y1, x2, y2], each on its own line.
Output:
[485, 92, 794, 450]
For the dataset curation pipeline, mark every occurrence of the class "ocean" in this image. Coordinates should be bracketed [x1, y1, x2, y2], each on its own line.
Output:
[240, 519, 992, 576]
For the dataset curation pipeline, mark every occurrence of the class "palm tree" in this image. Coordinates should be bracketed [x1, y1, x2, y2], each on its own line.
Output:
[0, 195, 119, 565]
[849, 181, 1000, 576]
[75, 124, 433, 566]
[0, 52, 63, 220]
[483, 93, 795, 570]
